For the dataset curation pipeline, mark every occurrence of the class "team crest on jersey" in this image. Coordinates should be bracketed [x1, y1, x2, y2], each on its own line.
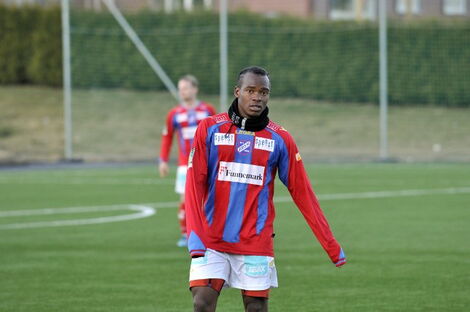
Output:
[295, 152, 302, 161]
[214, 133, 235, 146]
[237, 140, 252, 154]
[254, 137, 275, 152]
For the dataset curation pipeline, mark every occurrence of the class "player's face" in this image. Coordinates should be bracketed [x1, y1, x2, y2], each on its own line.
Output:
[234, 72, 270, 119]
[178, 79, 198, 102]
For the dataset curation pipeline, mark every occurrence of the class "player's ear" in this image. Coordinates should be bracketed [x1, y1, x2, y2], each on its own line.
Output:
[234, 86, 240, 97]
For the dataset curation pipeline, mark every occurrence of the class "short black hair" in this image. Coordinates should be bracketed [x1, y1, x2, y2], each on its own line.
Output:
[237, 66, 269, 87]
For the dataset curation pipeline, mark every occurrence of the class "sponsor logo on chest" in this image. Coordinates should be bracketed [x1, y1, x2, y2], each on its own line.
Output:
[254, 137, 275, 152]
[181, 126, 197, 140]
[218, 161, 264, 186]
[213, 133, 275, 153]
[176, 111, 208, 124]
[214, 133, 235, 146]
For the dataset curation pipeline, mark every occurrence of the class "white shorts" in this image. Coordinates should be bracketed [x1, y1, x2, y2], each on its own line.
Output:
[189, 248, 278, 291]
[175, 166, 187, 194]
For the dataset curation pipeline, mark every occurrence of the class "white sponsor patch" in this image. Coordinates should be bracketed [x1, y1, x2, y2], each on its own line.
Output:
[218, 161, 264, 186]
[214, 133, 235, 146]
[175, 113, 188, 123]
[254, 137, 275, 152]
[181, 126, 198, 139]
[196, 111, 209, 120]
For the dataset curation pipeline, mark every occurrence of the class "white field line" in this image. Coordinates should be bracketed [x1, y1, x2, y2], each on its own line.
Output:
[0, 205, 155, 230]
[276, 186, 470, 203]
[1, 186, 469, 230]
[109, 186, 470, 208]
[0, 177, 173, 185]
[0, 170, 150, 178]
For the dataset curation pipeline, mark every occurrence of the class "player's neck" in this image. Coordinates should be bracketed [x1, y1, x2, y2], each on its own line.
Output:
[182, 99, 198, 109]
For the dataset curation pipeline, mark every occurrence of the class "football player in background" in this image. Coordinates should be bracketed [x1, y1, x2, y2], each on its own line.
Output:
[159, 75, 216, 247]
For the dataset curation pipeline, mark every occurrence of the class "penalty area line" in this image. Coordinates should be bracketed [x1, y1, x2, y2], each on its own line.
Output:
[0, 204, 156, 230]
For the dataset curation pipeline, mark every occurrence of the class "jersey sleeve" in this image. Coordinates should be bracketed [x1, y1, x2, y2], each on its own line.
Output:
[159, 110, 175, 163]
[185, 119, 210, 257]
[278, 131, 346, 267]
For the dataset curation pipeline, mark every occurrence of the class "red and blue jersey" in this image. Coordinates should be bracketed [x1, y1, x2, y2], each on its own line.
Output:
[160, 101, 216, 166]
[185, 113, 345, 265]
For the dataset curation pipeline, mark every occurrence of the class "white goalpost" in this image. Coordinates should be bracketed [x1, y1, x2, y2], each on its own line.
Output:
[61, 0, 73, 160]
[61, 0, 229, 160]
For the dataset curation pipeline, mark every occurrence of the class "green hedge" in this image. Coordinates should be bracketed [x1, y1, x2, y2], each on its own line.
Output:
[0, 5, 61, 86]
[0, 5, 37, 84]
[1, 6, 469, 106]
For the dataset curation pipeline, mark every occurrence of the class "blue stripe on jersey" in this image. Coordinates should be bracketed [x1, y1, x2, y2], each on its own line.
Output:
[187, 109, 197, 127]
[273, 131, 289, 187]
[204, 124, 223, 225]
[256, 168, 270, 235]
[172, 113, 187, 156]
[186, 108, 199, 150]
[255, 130, 281, 234]
[177, 127, 187, 156]
[222, 133, 255, 243]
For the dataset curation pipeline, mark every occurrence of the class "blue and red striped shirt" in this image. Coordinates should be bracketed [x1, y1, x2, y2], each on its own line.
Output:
[185, 113, 345, 265]
[160, 101, 216, 166]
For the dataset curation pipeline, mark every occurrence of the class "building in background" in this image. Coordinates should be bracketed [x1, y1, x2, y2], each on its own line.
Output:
[220, 0, 469, 20]
[1, 0, 468, 19]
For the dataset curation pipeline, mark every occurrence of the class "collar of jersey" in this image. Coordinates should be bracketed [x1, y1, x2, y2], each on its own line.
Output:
[228, 98, 269, 132]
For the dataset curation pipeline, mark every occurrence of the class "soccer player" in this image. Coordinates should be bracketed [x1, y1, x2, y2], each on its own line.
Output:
[159, 75, 216, 247]
[185, 66, 346, 312]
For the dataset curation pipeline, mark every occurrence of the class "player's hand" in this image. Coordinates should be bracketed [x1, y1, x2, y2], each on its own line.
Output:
[159, 162, 169, 178]
[334, 248, 346, 267]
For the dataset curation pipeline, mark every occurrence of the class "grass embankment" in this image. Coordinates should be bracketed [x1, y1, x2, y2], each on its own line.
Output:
[0, 85, 469, 163]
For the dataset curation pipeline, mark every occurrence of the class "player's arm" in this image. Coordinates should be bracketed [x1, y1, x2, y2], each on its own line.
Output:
[159, 110, 175, 177]
[278, 132, 346, 267]
[185, 119, 209, 257]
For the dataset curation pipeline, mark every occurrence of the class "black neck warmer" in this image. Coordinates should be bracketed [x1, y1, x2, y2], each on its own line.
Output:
[228, 98, 269, 132]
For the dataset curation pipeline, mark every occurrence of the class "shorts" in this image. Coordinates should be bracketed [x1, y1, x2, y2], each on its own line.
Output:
[175, 166, 187, 194]
[189, 248, 278, 291]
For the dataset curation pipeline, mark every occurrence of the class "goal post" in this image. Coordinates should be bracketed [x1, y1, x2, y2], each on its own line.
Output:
[59, 0, 469, 163]
[102, 0, 179, 101]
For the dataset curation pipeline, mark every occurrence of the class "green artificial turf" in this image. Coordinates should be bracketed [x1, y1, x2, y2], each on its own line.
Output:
[0, 163, 469, 311]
